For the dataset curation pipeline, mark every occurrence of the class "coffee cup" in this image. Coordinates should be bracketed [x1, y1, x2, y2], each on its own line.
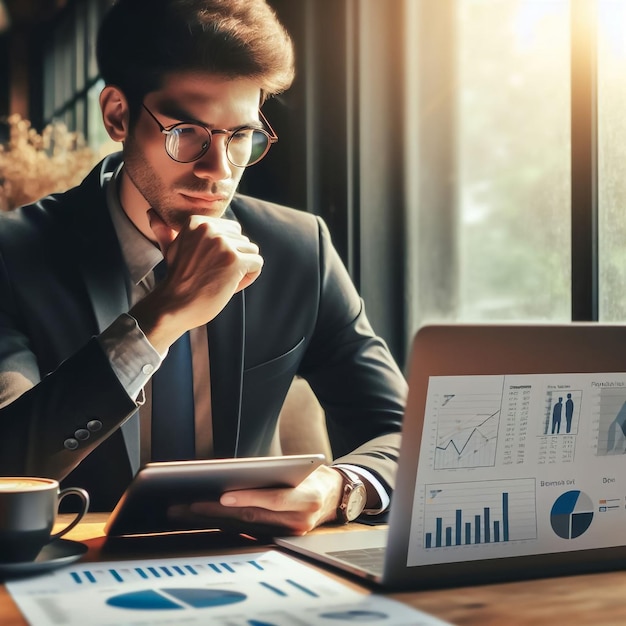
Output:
[0, 477, 89, 563]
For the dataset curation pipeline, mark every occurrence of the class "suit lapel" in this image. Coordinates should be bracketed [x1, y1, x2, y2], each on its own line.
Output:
[78, 240, 129, 332]
[71, 156, 130, 332]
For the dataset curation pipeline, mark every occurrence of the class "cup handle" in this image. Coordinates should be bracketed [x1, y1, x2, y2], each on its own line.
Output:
[50, 487, 90, 540]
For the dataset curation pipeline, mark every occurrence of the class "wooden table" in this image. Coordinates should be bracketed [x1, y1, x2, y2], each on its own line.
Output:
[1, 513, 625, 625]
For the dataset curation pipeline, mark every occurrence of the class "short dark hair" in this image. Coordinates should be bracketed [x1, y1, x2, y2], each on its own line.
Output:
[96, 0, 295, 117]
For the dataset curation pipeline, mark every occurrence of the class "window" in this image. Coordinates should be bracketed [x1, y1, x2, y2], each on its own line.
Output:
[598, 0, 626, 321]
[455, 1, 571, 322]
[41, 0, 108, 150]
[271, 0, 617, 365]
[402, 1, 573, 335]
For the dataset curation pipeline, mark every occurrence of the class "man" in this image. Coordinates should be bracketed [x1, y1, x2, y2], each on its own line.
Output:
[0, 0, 406, 534]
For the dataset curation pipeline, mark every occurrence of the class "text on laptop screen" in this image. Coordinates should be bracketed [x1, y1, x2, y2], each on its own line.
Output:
[408, 373, 626, 567]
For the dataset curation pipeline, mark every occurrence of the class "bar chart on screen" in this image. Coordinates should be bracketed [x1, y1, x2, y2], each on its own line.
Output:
[423, 479, 538, 549]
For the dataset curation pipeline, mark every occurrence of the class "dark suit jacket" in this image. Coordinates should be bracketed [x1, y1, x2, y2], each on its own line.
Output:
[0, 153, 407, 511]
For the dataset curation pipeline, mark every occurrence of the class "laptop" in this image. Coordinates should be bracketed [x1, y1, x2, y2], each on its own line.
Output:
[275, 323, 626, 589]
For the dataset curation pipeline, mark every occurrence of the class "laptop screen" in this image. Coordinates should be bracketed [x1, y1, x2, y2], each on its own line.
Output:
[408, 372, 626, 567]
[383, 324, 626, 588]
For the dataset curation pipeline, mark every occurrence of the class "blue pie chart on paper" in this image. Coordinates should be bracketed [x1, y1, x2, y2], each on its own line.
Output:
[106, 588, 247, 610]
[550, 490, 594, 539]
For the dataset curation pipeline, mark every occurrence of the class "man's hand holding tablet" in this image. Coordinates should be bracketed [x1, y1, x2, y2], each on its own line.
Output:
[104, 454, 327, 537]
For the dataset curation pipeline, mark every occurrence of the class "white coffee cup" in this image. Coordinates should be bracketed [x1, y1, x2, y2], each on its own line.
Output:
[0, 477, 89, 563]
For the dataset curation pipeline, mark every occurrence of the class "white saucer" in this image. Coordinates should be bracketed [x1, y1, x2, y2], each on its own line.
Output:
[0, 539, 87, 578]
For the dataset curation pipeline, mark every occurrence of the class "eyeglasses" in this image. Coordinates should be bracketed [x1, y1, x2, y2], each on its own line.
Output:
[141, 104, 278, 167]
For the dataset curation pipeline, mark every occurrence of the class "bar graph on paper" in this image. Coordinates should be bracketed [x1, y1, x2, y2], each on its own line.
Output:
[423, 479, 537, 549]
[432, 390, 502, 470]
[6, 551, 434, 626]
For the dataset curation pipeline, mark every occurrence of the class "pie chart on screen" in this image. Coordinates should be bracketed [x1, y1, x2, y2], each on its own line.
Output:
[550, 490, 594, 539]
[106, 588, 247, 610]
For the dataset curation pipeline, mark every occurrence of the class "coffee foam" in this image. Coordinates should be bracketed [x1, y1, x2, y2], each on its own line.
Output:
[0, 478, 55, 492]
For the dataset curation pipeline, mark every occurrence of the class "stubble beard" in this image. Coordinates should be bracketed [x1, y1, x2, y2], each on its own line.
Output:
[123, 146, 235, 229]
[123, 149, 194, 230]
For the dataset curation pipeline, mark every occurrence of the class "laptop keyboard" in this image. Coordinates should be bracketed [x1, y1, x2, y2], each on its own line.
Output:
[327, 546, 385, 574]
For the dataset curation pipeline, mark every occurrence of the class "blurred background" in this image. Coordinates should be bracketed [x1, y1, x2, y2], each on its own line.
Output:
[0, 0, 622, 371]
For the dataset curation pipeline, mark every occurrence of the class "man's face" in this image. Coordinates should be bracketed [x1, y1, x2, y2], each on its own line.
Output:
[121, 72, 262, 231]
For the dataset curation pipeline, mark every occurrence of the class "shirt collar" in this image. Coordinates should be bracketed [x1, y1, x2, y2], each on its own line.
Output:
[105, 163, 163, 285]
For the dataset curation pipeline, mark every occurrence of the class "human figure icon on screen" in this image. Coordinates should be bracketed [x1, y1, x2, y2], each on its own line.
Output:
[565, 393, 574, 434]
[551, 397, 563, 434]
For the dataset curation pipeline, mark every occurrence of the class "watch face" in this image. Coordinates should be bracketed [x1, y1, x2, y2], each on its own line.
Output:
[346, 485, 367, 521]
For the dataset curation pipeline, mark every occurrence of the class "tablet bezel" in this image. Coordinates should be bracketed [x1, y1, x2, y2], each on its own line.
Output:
[104, 453, 326, 537]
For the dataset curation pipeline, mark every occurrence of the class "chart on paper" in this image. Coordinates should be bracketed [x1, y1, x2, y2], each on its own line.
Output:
[6, 550, 448, 626]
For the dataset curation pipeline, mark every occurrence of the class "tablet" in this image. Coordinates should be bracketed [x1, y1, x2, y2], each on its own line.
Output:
[104, 454, 326, 537]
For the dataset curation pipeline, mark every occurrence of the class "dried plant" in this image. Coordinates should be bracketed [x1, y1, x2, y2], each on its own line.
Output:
[0, 114, 100, 212]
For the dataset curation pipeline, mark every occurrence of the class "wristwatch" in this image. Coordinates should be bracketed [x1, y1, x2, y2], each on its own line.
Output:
[334, 467, 367, 523]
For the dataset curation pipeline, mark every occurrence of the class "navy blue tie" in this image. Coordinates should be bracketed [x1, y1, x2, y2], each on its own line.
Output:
[151, 261, 195, 461]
